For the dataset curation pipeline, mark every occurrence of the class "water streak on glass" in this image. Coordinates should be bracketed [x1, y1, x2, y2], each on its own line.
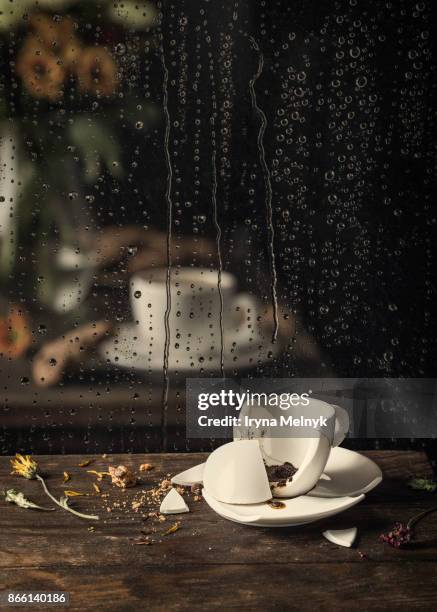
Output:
[211, 133, 224, 376]
[249, 36, 279, 343]
[207, 26, 225, 377]
[160, 43, 173, 451]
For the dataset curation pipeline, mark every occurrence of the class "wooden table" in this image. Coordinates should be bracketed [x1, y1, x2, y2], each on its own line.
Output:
[1, 451, 437, 610]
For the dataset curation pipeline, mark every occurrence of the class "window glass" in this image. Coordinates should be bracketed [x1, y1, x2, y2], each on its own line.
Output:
[0, 1, 434, 453]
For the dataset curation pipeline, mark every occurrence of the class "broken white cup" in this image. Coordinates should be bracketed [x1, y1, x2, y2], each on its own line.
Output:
[323, 527, 357, 548]
[171, 463, 205, 487]
[265, 436, 332, 498]
[239, 398, 350, 499]
[160, 488, 189, 515]
[203, 439, 272, 505]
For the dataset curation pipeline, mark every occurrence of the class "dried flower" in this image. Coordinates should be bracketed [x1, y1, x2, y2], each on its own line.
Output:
[63, 471, 71, 483]
[10, 452, 98, 521]
[76, 47, 118, 97]
[163, 521, 181, 536]
[408, 477, 437, 493]
[380, 522, 412, 548]
[4, 489, 53, 511]
[10, 454, 38, 480]
[78, 459, 93, 467]
[108, 465, 137, 489]
[380, 506, 437, 549]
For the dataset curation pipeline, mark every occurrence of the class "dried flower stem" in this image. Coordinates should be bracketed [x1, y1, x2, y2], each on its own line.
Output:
[36, 475, 99, 521]
[407, 506, 437, 530]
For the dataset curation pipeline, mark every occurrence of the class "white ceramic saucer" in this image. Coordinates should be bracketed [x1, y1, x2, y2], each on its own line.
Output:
[202, 488, 364, 527]
[172, 448, 381, 498]
[98, 322, 280, 373]
[307, 447, 382, 498]
[181, 448, 381, 527]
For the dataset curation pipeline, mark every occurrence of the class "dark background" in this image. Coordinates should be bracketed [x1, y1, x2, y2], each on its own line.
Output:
[0, 0, 435, 458]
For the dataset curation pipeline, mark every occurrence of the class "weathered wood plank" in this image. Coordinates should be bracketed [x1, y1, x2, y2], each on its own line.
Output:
[0, 451, 433, 508]
[1, 501, 437, 568]
[1, 452, 437, 610]
[1, 451, 436, 571]
[1, 564, 437, 612]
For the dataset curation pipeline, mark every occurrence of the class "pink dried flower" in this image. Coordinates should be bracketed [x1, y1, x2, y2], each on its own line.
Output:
[380, 506, 437, 549]
[380, 523, 412, 548]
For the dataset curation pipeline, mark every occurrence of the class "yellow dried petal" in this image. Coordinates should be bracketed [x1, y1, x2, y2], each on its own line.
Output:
[63, 490, 88, 497]
[87, 470, 110, 481]
[78, 459, 93, 467]
[93, 483, 101, 494]
[163, 521, 181, 536]
[63, 472, 71, 483]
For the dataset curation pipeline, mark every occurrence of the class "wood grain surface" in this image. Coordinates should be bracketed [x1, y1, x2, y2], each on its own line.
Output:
[1, 451, 437, 611]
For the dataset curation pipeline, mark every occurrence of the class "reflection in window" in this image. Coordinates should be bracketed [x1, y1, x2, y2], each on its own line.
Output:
[0, 1, 435, 453]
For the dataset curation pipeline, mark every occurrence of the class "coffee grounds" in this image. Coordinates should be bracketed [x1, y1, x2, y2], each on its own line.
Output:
[265, 461, 297, 487]
[267, 500, 286, 509]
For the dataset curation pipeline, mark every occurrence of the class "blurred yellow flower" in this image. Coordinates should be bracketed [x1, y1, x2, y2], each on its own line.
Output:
[16, 36, 66, 101]
[10, 454, 38, 480]
[76, 46, 118, 97]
